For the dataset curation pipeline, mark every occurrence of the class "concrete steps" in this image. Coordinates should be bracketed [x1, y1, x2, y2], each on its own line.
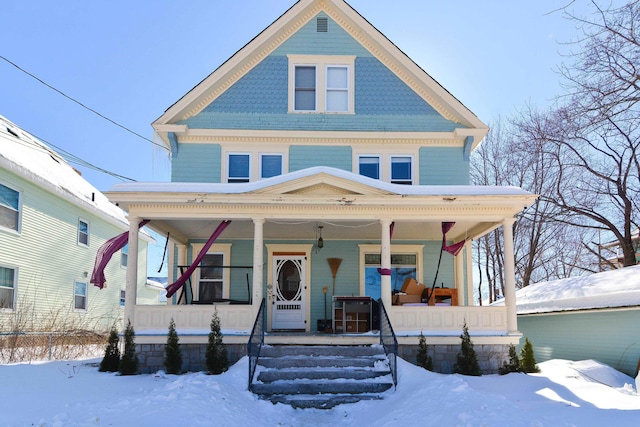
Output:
[250, 344, 394, 409]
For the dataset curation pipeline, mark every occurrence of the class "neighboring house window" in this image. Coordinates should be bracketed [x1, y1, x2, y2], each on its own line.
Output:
[78, 219, 89, 246]
[359, 244, 423, 301]
[121, 243, 128, 267]
[74, 281, 87, 310]
[260, 154, 283, 179]
[0, 182, 20, 232]
[0, 265, 16, 310]
[120, 289, 126, 307]
[358, 156, 380, 180]
[198, 253, 224, 302]
[227, 154, 250, 183]
[391, 156, 413, 185]
[288, 55, 355, 113]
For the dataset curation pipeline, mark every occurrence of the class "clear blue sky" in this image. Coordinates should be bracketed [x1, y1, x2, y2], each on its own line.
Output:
[0, 0, 595, 275]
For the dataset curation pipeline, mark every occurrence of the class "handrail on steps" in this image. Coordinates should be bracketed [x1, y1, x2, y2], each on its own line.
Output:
[378, 298, 398, 387]
[247, 298, 266, 391]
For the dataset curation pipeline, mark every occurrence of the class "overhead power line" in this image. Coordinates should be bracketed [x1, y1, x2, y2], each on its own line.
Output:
[0, 54, 169, 151]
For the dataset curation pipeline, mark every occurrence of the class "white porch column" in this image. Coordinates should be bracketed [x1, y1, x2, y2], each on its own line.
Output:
[455, 243, 465, 306]
[252, 218, 265, 313]
[124, 216, 141, 327]
[502, 218, 518, 334]
[465, 241, 474, 306]
[380, 219, 392, 309]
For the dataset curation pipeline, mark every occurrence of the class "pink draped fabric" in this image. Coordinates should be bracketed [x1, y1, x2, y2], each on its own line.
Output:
[91, 220, 150, 289]
[441, 222, 465, 256]
[165, 220, 232, 298]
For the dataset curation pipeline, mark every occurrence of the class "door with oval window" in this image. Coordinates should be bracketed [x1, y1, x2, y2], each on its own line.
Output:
[271, 256, 306, 330]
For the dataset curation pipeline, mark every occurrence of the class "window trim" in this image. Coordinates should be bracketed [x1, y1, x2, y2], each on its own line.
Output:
[0, 180, 22, 234]
[78, 218, 90, 247]
[121, 243, 128, 268]
[288, 55, 355, 114]
[226, 153, 251, 183]
[119, 289, 126, 307]
[358, 244, 424, 297]
[358, 155, 381, 180]
[390, 155, 414, 185]
[74, 280, 88, 311]
[222, 147, 288, 183]
[191, 243, 232, 301]
[0, 264, 17, 311]
[353, 150, 417, 184]
[260, 153, 284, 179]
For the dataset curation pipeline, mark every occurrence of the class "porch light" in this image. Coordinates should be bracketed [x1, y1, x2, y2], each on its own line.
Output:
[314, 224, 324, 249]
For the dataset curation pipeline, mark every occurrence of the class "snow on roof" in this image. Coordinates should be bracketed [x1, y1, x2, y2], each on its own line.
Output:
[0, 115, 129, 229]
[494, 265, 640, 314]
[109, 165, 533, 197]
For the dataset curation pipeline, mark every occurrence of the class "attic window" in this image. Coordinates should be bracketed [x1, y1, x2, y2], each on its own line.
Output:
[317, 17, 328, 32]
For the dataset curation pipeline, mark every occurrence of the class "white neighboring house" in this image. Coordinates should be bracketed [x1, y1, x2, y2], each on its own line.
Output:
[0, 115, 157, 333]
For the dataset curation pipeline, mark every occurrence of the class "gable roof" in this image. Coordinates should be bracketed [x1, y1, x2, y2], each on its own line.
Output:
[153, 0, 488, 146]
[493, 265, 640, 314]
[0, 115, 130, 230]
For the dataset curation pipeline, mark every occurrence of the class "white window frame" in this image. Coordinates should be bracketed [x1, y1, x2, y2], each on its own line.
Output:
[226, 153, 251, 183]
[390, 155, 414, 185]
[0, 264, 17, 311]
[0, 181, 22, 234]
[78, 218, 90, 247]
[260, 153, 284, 179]
[352, 150, 417, 184]
[358, 155, 381, 180]
[358, 244, 424, 297]
[74, 280, 87, 311]
[222, 146, 288, 183]
[121, 243, 128, 268]
[192, 243, 232, 301]
[119, 289, 126, 307]
[288, 55, 355, 114]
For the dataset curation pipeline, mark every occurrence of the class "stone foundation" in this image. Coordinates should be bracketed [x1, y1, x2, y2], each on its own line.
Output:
[135, 342, 510, 374]
[398, 344, 510, 374]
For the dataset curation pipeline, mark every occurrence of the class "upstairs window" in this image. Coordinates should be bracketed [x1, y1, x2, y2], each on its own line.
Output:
[289, 55, 355, 114]
[260, 154, 283, 179]
[358, 156, 380, 180]
[294, 66, 316, 111]
[391, 156, 413, 185]
[74, 281, 87, 310]
[0, 183, 20, 232]
[0, 265, 16, 310]
[121, 243, 128, 267]
[78, 219, 89, 246]
[227, 154, 250, 183]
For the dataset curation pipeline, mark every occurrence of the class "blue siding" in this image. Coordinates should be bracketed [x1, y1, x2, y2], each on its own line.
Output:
[518, 310, 640, 376]
[272, 12, 372, 57]
[171, 143, 221, 183]
[180, 13, 462, 133]
[419, 147, 470, 185]
[289, 146, 351, 171]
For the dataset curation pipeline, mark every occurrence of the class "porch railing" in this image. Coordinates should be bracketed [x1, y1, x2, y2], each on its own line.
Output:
[247, 298, 266, 391]
[378, 299, 398, 387]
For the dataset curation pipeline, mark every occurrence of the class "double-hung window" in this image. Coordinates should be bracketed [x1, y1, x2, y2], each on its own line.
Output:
[121, 243, 128, 267]
[0, 182, 20, 232]
[78, 219, 89, 246]
[289, 55, 355, 113]
[358, 156, 380, 180]
[260, 154, 283, 179]
[74, 281, 87, 310]
[391, 156, 413, 185]
[198, 253, 224, 302]
[227, 154, 250, 183]
[120, 289, 126, 307]
[359, 244, 423, 300]
[0, 265, 16, 310]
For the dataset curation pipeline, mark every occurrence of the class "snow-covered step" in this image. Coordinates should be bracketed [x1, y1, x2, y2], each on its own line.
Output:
[250, 344, 394, 409]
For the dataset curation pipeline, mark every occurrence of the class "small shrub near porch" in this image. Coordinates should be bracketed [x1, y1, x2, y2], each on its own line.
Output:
[453, 321, 482, 376]
[205, 310, 228, 375]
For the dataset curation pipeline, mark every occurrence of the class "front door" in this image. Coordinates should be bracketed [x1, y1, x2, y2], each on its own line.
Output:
[272, 256, 306, 330]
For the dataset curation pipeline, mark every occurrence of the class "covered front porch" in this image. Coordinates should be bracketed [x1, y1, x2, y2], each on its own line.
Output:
[108, 168, 536, 362]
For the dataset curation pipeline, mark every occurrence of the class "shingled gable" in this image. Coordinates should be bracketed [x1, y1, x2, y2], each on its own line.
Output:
[152, 0, 488, 148]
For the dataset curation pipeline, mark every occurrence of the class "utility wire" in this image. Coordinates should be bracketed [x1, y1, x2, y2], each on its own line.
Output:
[0, 55, 169, 151]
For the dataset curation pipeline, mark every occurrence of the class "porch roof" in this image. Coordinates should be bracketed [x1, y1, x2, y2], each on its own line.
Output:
[106, 167, 537, 244]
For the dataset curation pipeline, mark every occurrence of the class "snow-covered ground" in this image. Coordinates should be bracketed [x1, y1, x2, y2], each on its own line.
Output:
[1, 357, 638, 427]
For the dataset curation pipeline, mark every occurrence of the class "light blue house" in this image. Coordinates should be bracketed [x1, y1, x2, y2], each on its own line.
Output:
[107, 0, 537, 373]
[499, 266, 640, 376]
[0, 115, 156, 337]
